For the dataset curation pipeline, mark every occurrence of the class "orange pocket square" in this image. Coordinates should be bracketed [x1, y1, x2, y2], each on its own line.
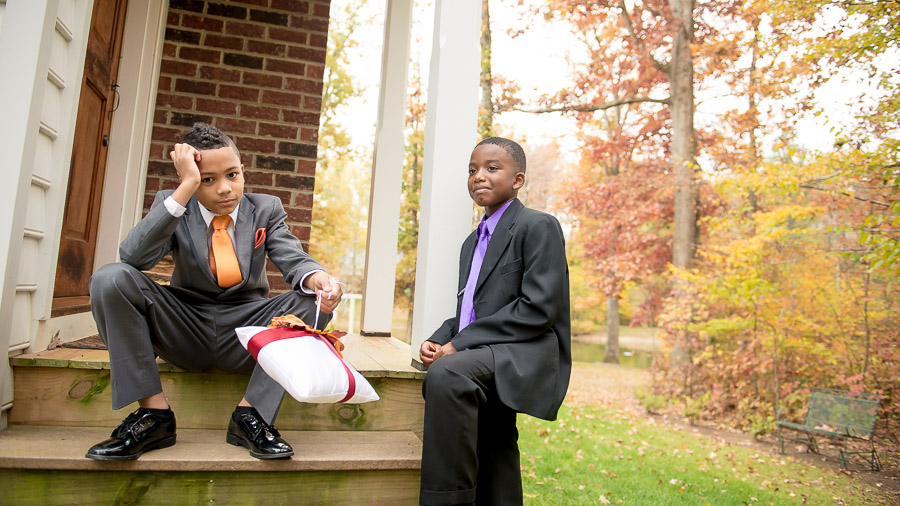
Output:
[254, 228, 266, 249]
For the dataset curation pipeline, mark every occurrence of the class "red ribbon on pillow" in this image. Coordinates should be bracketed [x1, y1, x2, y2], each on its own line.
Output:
[247, 326, 357, 403]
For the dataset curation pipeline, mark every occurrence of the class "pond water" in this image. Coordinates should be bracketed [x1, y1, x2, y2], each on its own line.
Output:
[571, 340, 656, 369]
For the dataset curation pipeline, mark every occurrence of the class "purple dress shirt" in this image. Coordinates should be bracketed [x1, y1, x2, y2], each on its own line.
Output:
[458, 199, 515, 332]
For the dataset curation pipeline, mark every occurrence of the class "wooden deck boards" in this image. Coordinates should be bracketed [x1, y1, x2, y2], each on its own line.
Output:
[8, 335, 426, 432]
[0, 425, 421, 472]
[4, 338, 425, 505]
[11, 334, 425, 380]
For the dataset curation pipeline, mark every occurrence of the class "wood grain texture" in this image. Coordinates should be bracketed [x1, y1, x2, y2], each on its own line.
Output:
[9, 337, 425, 432]
[11, 335, 426, 378]
[1, 468, 421, 505]
[0, 426, 421, 472]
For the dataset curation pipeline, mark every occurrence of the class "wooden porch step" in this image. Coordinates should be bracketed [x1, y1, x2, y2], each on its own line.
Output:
[9, 335, 425, 433]
[10, 334, 425, 379]
[0, 425, 421, 471]
[0, 426, 421, 505]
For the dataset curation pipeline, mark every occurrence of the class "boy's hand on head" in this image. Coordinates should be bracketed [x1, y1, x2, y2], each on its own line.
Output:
[170, 143, 203, 185]
[432, 342, 457, 362]
[419, 341, 442, 367]
[307, 271, 343, 314]
[169, 143, 202, 206]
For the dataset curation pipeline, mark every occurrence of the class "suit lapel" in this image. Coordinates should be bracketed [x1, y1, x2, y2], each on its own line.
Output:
[474, 199, 522, 294]
[234, 197, 256, 282]
[185, 198, 217, 285]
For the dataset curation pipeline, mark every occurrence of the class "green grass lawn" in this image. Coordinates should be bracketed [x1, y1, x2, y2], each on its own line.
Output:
[518, 403, 889, 505]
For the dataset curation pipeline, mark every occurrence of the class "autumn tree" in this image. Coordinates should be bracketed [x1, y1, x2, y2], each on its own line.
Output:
[479, 0, 494, 138]
[514, 1, 678, 361]
[534, 0, 822, 366]
[654, 0, 900, 435]
[517, 141, 562, 213]
[310, 2, 375, 292]
[785, 0, 900, 432]
[535, 0, 705, 271]
[394, 59, 426, 342]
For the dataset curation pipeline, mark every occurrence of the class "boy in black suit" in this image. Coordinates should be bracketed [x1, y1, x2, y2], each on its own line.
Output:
[418, 137, 571, 505]
[86, 123, 342, 461]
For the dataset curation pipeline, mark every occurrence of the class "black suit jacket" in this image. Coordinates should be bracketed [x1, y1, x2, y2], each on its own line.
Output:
[427, 199, 571, 421]
[119, 190, 323, 303]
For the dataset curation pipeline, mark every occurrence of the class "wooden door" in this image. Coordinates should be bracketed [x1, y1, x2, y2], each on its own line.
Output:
[54, 0, 128, 307]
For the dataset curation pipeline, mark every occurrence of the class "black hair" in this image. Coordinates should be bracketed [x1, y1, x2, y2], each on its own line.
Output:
[476, 136, 526, 172]
[181, 122, 241, 159]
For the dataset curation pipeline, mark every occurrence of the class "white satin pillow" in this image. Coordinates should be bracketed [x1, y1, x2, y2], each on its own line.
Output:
[235, 326, 379, 404]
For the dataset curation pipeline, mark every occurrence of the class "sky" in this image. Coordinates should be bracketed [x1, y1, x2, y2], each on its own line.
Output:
[334, 0, 582, 160]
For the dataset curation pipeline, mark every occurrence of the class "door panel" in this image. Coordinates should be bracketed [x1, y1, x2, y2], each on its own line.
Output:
[63, 87, 103, 241]
[53, 0, 128, 301]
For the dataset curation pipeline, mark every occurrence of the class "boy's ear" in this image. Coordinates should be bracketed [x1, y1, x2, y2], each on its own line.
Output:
[513, 171, 525, 190]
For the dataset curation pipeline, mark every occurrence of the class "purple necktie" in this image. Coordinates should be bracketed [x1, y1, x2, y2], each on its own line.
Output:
[459, 221, 490, 332]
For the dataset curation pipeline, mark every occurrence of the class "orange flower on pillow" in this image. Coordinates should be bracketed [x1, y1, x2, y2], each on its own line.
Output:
[267, 314, 346, 356]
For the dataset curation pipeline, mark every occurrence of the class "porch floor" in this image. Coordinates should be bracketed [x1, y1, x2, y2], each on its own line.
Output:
[10, 333, 425, 380]
[3, 335, 425, 504]
[0, 425, 420, 472]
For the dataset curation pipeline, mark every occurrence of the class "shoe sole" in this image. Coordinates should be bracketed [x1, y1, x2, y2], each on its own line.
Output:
[85, 434, 177, 461]
[226, 432, 293, 459]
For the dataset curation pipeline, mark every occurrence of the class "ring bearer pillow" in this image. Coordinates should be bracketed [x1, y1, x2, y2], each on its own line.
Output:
[236, 316, 379, 404]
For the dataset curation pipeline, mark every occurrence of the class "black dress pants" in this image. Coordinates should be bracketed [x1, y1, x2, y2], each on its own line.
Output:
[419, 346, 522, 506]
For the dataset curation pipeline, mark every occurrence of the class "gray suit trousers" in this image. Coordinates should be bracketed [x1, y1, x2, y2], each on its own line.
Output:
[90, 263, 326, 424]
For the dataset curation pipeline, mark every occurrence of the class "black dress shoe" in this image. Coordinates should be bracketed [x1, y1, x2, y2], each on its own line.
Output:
[86, 407, 176, 461]
[226, 407, 293, 459]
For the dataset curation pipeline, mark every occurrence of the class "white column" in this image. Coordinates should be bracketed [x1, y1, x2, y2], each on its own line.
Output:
[410, 0, 481, 362]
[360, 0, 414, 336]
[0, 0, 60, 428]
[97, 0, 168, 265]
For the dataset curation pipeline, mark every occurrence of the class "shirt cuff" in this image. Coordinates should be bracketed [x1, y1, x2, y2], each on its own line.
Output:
[164, 196, 186, 217]
[298, 270, 324, 294]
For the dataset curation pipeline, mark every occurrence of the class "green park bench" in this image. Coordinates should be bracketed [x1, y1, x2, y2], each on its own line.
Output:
[776, 387, 882, 471]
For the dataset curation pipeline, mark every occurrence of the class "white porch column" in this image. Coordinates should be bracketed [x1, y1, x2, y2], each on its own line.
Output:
[360, 0, 413, 336]
[410, 0, 481, 362]
[0, 0, 60, 429]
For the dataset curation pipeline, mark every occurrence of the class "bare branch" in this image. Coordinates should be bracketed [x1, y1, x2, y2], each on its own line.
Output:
[803, 172, 842, 185]
[505, 95, 669, 114]
[800, 182, 893, 208]
[618, 0, 668, 73]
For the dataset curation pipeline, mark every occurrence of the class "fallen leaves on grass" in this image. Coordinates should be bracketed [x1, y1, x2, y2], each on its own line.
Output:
[517, 362, 893, 505]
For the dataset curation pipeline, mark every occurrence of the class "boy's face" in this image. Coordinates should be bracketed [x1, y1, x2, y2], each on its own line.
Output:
[195, 146, 244, 215]
[468, 143, 525, 217]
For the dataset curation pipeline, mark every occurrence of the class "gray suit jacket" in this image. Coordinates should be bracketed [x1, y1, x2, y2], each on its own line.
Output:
[119, 190, 323, 303]
[428, 198, 572, 421]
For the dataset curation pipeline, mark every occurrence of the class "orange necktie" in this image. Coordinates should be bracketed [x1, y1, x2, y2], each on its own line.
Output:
[210, 215, 242, 288]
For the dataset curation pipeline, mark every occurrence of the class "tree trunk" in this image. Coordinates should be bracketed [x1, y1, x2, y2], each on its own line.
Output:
[478, 0, 493, 138]
[668, 0, 697, 270]
[747, 24, 760, 214]
[666, 0, 698, 387]
[604, 296, 620, 364]
[405, 306, 414, 345]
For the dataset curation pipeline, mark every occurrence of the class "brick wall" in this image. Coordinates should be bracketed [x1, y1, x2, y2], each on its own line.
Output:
[146, 0, 331, 292]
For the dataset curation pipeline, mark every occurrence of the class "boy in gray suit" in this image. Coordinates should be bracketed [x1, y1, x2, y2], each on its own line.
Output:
[86, 123, 342, 461]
